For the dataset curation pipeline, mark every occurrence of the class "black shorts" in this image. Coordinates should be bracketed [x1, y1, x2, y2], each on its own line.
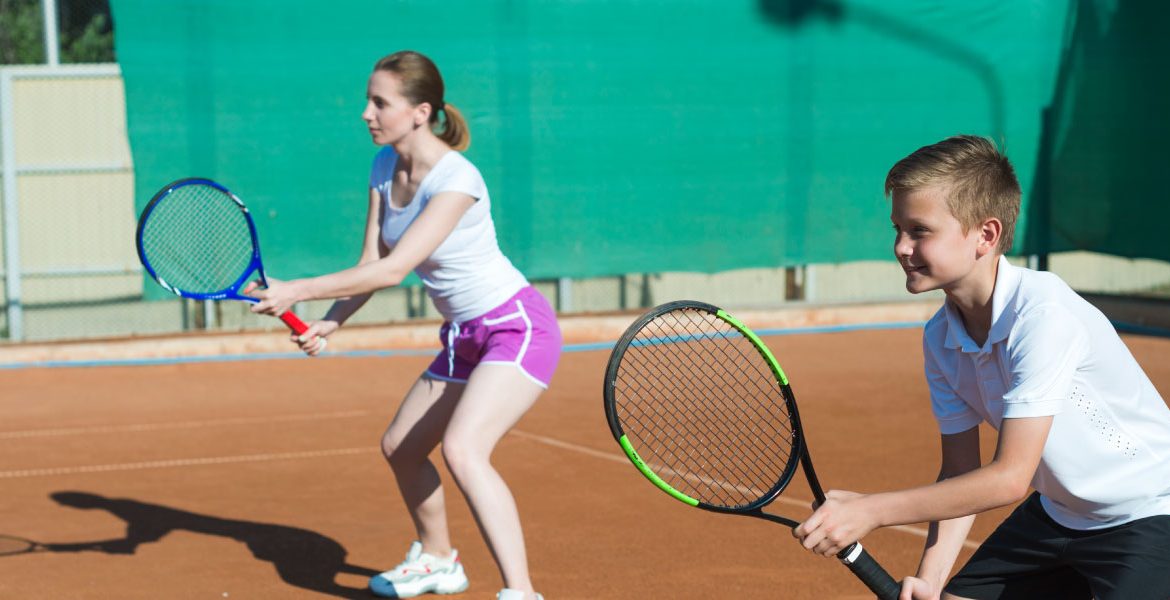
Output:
[946, 493, 1170, 600]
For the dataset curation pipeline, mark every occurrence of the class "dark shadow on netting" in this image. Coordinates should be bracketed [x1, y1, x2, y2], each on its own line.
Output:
[1026, 0, 1170, 267]
[39, 491, 380, 598]
[758, 0, 843, 26]
[757, 0, 1005, 139]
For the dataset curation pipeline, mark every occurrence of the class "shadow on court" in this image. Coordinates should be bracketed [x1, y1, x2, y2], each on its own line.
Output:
[37, 491, 380, 598]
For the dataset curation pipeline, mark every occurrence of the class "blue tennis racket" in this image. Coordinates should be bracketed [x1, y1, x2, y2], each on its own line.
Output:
[135, 177, 309, 335]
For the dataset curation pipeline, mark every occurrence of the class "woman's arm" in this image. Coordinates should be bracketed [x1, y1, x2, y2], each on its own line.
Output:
[314, 187, 390, 327]
[248, 190, 475, 317]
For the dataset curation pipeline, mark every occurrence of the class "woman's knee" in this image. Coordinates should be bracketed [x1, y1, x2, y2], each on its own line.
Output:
[381, 429, 429, 470]
[440, 434, 487, 479]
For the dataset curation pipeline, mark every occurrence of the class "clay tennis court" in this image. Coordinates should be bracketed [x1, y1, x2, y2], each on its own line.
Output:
[2, 313, 1168, 599]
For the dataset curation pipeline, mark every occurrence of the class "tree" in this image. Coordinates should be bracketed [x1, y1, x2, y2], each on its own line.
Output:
[0, 0, 114, 65]
[0, 0, 46, 64]
[59, 0, 114, 63]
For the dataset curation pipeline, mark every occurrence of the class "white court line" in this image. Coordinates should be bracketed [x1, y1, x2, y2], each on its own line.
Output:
[0, 409, 372, 440]
[0, 420, 980, 549]
[0, 447, 373, 479]
[509, 428, 981, 550]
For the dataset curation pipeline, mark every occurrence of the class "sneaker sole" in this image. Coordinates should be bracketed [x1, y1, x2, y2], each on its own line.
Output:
[370, 572, 469, 598]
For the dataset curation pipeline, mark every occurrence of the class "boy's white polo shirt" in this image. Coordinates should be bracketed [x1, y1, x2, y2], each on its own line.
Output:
[923, 256, 1170, 529]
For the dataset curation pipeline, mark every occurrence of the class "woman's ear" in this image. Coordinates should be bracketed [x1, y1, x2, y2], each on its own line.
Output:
[414, 103, 432, 128]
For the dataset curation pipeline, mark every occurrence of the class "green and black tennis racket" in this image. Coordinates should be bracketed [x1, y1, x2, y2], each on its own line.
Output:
[603, 300, 900, 599]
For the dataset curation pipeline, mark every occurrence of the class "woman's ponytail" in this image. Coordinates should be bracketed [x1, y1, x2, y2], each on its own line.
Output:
[436, 103, 470, 151]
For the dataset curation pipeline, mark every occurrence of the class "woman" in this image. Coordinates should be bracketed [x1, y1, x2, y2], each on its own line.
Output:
[247, 50, 560, 600]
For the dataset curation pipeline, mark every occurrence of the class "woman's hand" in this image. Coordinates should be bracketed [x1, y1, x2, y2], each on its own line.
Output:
[294, 320, 339, 357]
[243, 277, 304, 318]
[243, 278, 332, 356]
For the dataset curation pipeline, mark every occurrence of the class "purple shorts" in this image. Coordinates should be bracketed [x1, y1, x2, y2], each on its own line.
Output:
[425, 286, 562, 388]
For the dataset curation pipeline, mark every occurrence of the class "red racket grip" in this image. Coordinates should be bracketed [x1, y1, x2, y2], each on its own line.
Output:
[279, 310, 310, 335]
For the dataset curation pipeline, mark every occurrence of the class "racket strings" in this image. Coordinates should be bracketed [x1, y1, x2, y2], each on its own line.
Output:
[643, 352, 780, 486]
[139, 184, 257, 294]
[620, 364, 785, 507]
[615, 308, 798, 509]
[623, 369, 769, 496]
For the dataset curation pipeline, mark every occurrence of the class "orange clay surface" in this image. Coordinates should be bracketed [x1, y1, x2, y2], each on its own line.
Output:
[1, 325, 1168, 599]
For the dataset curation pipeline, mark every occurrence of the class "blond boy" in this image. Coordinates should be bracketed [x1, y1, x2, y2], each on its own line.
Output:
[794, 135, 1170, 600]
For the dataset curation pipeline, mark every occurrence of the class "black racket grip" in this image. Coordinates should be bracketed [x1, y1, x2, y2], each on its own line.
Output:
[837, 542, 900, 600]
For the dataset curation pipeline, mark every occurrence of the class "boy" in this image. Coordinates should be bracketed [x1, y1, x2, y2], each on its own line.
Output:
[793, 135, 1170, 599]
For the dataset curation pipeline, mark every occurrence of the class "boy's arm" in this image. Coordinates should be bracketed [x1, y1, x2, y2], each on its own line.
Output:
[794, 415, 1052, 557]
[913, 426, 981, 592]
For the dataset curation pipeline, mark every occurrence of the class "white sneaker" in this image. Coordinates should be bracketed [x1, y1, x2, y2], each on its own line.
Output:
[369, 541, 469, 598]
[496, 589, 544, 600]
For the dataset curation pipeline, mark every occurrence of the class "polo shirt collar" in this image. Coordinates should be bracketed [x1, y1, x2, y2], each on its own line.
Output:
[943, 255, 1022, 353]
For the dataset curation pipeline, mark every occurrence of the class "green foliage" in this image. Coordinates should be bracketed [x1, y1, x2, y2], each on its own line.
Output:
[0, 0, 114, 65]
[0, 0, 46, 64]
[62, 11, 113, 62]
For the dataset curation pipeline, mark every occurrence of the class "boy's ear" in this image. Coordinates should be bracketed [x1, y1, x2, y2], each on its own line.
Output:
[976, 218, 1003, 256]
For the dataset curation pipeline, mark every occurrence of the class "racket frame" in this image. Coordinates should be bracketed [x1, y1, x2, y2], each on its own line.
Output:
[603, 299, 900, 600]
[135, 177, 307, 333]
[605, 300, 805, 514]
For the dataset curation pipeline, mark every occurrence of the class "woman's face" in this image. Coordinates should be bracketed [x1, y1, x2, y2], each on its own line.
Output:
[362, 70, 426, 146]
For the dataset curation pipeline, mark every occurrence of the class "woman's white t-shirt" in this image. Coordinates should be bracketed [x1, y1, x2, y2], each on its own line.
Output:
[370, 147, 527, 323]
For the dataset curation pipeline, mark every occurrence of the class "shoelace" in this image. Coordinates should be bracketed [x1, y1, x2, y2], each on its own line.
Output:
[395, 553, 455, 575]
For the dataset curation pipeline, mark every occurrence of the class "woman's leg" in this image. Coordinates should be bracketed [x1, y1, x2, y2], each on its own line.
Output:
[440, 364, 545, 594]
[380, 374, 465, 556]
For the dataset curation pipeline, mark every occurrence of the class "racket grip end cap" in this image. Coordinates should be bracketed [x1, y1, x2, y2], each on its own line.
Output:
[837, 543, 901, 600]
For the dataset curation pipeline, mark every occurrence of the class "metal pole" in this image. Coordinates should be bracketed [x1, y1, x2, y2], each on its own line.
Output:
[42, 0, 60, 66]
[803, 264, 816, 303]
[0, 70, 24, 340]
[556, 277, 572, 312]
[202, 300, 215, 330]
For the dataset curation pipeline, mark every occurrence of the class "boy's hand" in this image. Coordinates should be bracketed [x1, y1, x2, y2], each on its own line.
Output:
[792, 490, 879, 557]
[899, 576, 938, 600]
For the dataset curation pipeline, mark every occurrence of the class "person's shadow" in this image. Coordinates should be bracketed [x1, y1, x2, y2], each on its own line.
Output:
[40, 491, 381, 598]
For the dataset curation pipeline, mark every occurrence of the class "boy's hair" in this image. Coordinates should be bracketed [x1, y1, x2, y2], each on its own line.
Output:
[885, 135, 1021, 253]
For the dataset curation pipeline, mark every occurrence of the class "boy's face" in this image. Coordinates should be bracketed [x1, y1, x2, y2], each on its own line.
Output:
[890, 185, 984, 294]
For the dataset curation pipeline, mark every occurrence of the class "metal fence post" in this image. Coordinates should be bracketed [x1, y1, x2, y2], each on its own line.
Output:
[1, 69, 24, 340]
[42, 0, 60, 67]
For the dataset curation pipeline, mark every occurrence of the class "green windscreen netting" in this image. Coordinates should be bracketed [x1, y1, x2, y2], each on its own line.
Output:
[112, 0, 1164, 300]
[1022, 0, 1170, 262]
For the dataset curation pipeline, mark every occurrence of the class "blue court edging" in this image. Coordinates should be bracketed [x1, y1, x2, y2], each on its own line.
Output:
[5, 316, 1163, 371]
[5, 318, 1166, 370]
[564, 320, 929, 352]
[1111, 320, 1170, 338]
[0, 348, 438, 370]
[0, 320, 929, 371]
